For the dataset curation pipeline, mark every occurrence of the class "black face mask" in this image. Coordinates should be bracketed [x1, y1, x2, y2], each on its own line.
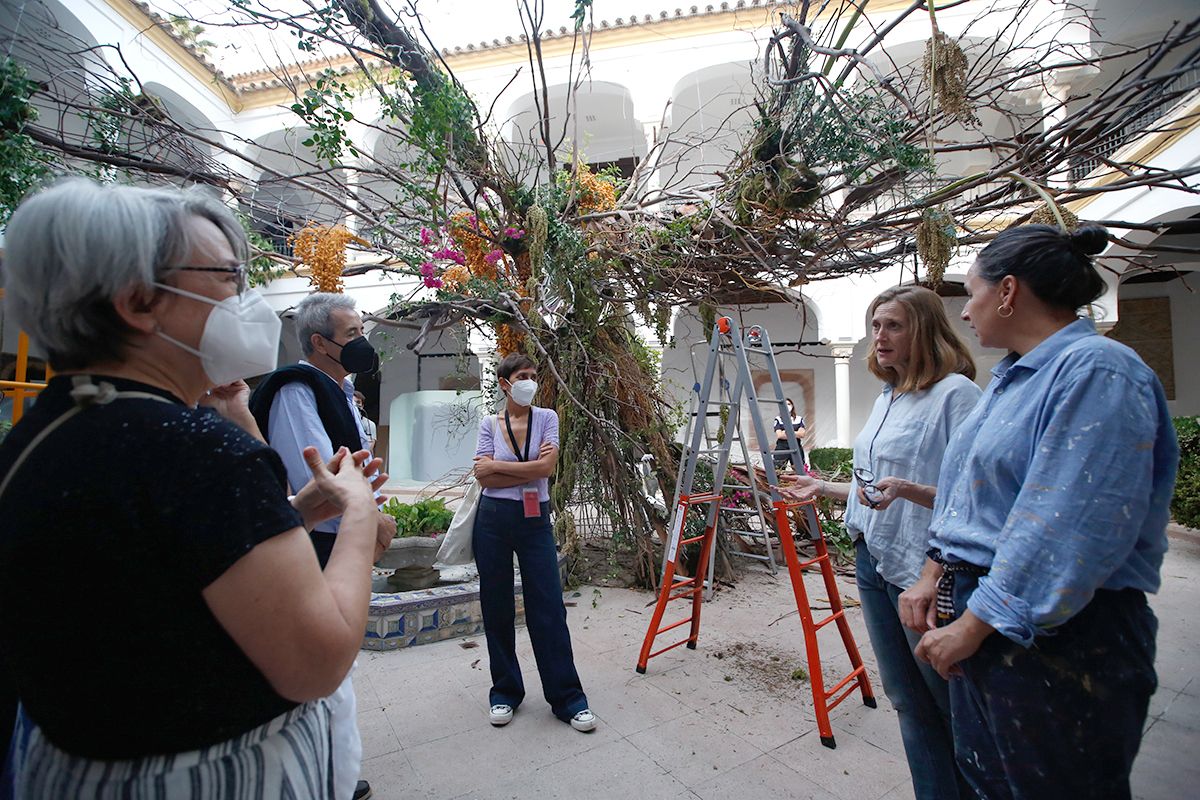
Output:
[325, 335, 378, 374]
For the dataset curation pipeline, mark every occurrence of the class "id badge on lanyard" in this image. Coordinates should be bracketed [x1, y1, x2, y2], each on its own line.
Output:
[505, 410, 543, 519]
[522, 486, 541, 518]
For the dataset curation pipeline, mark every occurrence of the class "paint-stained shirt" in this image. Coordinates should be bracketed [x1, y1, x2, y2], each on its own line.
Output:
[929, 318, 1178, 646]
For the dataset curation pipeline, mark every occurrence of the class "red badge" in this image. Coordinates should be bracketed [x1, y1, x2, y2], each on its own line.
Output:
[522, 486, 541, 518]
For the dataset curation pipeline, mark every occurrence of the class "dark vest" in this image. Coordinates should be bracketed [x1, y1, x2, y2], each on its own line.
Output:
[249, 364, 362, 455]
[249, 365, 362, 568]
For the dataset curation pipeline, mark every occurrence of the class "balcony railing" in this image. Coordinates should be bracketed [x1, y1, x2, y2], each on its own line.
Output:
[1069, 64, 1200, 182]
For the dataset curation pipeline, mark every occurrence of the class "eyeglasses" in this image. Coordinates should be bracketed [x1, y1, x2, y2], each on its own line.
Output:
[174, 264, 249, 296]
[853, 466, 884, 508]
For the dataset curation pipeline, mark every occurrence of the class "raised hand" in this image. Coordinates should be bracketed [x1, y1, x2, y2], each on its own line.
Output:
[292, 447, 385, 529]
[779, 473, 822, 503]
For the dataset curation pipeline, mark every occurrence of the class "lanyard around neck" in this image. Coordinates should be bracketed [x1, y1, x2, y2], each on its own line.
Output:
[504, 409, 532, 463]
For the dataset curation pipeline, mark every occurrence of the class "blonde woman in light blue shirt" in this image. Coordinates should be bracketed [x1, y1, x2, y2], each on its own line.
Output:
[787, 285, 979, 800]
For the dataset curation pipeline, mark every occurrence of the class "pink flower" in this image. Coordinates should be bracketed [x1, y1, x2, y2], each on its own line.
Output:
[419, 227, 434, 246]
[419, 261, 436, 277]
[503, 227, 525, 240]
[423, 276, 443, 289]
[484, 249, 504, 265]
[432, 247, 466, 265]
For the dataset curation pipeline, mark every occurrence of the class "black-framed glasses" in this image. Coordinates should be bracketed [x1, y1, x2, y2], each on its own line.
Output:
[853, 466, 884, 508]
[175, 264, 248, 296]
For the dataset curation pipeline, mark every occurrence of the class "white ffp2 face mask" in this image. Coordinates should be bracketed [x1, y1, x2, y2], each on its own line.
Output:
[153, 284, 282, 385]
[508, 378, 538, 407]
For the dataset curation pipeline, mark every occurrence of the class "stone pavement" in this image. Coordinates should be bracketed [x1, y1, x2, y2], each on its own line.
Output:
[356, 536, 1200, 799]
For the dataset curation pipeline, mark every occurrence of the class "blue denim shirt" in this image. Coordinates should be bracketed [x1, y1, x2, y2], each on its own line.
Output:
[929, 319, 1178, 646]
[845, 374, 981, 589]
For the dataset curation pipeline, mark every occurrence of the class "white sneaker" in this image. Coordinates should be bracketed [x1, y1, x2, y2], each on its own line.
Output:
[489, 704, 514, 726]
[569, 709, 597, 732]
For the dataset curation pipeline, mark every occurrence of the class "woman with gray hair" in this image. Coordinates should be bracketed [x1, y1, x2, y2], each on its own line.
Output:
[0, 179, 389, 798]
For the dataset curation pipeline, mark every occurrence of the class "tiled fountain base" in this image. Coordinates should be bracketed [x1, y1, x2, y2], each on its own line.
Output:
[362, 554, 567, 651]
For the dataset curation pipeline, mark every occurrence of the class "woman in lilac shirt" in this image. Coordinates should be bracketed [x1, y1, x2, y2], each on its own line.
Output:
[472, 354, 596, 732]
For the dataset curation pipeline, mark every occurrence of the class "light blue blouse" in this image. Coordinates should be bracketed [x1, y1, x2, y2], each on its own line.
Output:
[845, 373, 981, 589]
[929, 319, 1178, 646]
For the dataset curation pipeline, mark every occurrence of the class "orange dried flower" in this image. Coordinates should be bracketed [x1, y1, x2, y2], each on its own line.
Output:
[291, 224, 364, 293]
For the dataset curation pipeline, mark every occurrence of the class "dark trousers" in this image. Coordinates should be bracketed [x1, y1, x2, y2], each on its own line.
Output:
[949, 573, 1158, 800]
[473, 496, 588, 721]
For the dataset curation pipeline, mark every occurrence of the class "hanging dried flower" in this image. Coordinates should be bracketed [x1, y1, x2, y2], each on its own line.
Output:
[916, 207, 956, 288]
[924, 32, 977, 127]
[526, 205, 548, 278]
[1029, 202, 1080, 231]
[495, 323, 526, 357]
[290, 224, 365, 294]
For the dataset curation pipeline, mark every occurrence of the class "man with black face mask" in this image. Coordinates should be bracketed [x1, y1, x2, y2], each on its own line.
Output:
[249, 291, 391, 800]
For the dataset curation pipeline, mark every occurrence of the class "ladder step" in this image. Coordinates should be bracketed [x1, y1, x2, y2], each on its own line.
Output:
[798, 554, 829, 569]
[684, 493, 721, 504]
[680, 534, 706, 546]
[719, 507, 760, 514]
[814, 610, 845, 630]
[823, 666, 869, 710]
[756, 396, 787, 403]
[647, 638, 693, 660]
[654, 616, 694, 637]
[667, 587, 703, 602]
[726, 529, 771, 537]
[730, 551, 773, 562]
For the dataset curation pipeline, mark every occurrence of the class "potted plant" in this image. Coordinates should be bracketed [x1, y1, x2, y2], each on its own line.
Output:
[376, 497, 454, 571]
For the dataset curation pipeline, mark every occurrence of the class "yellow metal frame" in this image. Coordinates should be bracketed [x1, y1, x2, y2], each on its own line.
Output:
[0, 289, 51, 423]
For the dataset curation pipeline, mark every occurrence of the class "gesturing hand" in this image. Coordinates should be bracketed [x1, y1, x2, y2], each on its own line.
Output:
[199, 381, 264, 440]
[779, 473, 822, 503]
[292, 447, 387, 529]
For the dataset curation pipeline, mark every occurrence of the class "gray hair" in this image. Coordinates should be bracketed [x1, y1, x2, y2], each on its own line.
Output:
[2, 177, 247, 370]
[294, 292, 358, 356]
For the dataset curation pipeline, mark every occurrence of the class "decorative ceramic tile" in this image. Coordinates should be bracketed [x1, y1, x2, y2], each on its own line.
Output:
[361, 555, 565, 651]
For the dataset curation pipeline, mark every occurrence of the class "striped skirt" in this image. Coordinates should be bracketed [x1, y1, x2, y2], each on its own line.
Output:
[9, 700, 333, 799]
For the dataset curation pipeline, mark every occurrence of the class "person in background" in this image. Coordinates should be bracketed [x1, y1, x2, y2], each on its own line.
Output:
[471, 354, 596, 733]
[0, 179, 388, 798]
[772, 398, 806, 472]
[249, 293, 394, 800]
[784, 285, 980, 799]
[904, 224, 1177, 799]
[353, 391, 377, 455]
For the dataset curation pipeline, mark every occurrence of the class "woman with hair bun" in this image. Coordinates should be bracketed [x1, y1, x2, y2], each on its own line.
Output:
[904, 224, 1178, 799]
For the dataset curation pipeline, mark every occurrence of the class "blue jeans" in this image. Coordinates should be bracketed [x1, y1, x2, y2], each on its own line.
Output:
[948, 572, 1157, 800]
[856, 539, 965, 800]
[473, 496, 588, 721]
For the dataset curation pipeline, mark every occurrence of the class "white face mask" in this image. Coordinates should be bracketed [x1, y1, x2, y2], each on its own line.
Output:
[508, 378, 538, 407]
[153, 284, 281, 385]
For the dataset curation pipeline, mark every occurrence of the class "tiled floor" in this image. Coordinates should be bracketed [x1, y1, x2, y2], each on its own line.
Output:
[356, 535, 1200, 799]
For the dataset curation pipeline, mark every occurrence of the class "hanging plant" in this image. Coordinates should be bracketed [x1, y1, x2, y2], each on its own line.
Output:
[1029, 201, 1080, 231]
[916, 207, 956, 288]
[291, 224, 366, 293]
[923, 32, 978, 127]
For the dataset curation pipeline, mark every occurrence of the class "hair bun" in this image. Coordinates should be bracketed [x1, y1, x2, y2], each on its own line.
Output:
[1069, 224, 1108, 256]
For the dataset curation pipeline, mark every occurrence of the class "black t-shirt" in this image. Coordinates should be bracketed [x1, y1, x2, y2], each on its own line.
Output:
[0, 376, 303, 759]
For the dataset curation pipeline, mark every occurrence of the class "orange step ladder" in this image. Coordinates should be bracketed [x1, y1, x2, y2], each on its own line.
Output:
[635, 316, 875, 748]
